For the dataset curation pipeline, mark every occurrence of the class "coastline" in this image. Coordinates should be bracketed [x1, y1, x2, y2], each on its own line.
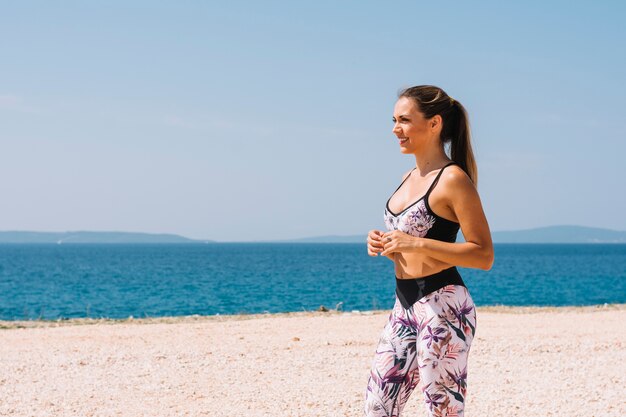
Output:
[1, 302, 624, 329]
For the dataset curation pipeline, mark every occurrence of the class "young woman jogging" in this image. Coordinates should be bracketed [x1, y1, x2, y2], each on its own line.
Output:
[364, 85, 494, 417]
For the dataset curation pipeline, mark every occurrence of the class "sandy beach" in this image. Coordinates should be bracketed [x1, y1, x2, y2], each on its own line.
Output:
[1, 304, 624, 417]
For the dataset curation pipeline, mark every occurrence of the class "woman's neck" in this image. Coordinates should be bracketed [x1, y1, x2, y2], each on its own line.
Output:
[412, 147, 451, 176]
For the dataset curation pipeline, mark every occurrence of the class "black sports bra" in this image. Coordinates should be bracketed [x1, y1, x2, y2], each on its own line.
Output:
[384, 161, 460, 243]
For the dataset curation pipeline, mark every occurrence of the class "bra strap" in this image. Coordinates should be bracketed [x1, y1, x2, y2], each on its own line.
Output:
[424, 161, 457, 197]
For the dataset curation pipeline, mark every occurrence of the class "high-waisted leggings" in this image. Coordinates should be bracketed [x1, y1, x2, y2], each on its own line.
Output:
[364, 284, 477, 417]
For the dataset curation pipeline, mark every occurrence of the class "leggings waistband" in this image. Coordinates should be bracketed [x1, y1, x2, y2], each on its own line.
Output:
[395, 266, 466, 309]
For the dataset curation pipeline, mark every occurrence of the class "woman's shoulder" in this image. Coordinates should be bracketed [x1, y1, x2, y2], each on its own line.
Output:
[442, 163, 475, 192]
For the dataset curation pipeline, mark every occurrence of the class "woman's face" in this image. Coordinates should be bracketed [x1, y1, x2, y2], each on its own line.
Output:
[392, 96, 438, 153]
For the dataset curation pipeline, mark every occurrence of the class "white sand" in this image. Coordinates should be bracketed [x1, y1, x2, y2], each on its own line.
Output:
[0, 304, 624, 417]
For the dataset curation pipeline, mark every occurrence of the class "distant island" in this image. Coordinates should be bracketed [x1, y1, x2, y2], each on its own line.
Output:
[0, 231, 213, 244]
[267, 225, 626, 244]
[0, 225, 624, 244]
[488, 225, 626, 244]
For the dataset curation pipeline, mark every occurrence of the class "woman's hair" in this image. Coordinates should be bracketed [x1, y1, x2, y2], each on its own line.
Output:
[398, 85, 478, 185]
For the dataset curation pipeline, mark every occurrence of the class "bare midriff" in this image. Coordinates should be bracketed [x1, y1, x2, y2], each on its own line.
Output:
[393, 252, 454, 279]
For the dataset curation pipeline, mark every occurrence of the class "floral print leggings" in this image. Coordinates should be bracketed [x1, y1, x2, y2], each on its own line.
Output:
[364, 285, 477, 417]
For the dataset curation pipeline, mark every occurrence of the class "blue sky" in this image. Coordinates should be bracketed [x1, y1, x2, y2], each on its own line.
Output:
[1, 1, 624, 241]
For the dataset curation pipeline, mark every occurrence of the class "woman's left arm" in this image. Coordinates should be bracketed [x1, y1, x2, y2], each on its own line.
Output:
[381, 168, 494, 270]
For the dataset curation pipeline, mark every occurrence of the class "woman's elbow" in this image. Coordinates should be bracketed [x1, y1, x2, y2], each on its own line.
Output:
[471, 243, 494, 270]
[480, 247, 495, 270]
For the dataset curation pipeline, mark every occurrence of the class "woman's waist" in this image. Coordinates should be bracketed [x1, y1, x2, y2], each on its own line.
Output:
[393, 253, 457, 279]
[395, 265, 461, 281]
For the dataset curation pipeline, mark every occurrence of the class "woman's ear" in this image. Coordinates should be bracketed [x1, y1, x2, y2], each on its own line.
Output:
[430, 114, 443, 131]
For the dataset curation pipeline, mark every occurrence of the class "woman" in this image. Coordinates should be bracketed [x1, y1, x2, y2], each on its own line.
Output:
[364, 85, 494, 417]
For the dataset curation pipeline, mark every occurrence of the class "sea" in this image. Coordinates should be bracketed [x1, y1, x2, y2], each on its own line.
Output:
[0, 243, 625, 321]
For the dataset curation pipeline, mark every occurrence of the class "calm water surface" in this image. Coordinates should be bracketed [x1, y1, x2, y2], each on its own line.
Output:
[0, 243, 624, 320]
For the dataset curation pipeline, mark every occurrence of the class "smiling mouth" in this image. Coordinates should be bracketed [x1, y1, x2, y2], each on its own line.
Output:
[398, 137, 409, 144]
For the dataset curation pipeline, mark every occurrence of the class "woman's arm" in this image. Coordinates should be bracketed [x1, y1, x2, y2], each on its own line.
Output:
[415, 239, 492, 270]
[380, 167, 494, 270]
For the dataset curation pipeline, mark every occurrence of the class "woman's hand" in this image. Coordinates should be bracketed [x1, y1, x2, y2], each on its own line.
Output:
[367, 230, 394, 260]
[380, 230, 421, 256]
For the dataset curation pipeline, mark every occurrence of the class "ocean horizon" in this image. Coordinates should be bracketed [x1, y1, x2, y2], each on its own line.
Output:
[0, 243, 625, 321]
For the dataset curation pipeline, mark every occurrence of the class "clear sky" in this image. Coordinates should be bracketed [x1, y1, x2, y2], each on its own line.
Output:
[1, 1, 625, 241]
